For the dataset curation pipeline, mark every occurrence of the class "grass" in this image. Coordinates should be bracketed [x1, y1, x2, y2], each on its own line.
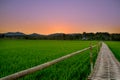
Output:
[105, 41, 120, 62]
[0, 40, 98, 80]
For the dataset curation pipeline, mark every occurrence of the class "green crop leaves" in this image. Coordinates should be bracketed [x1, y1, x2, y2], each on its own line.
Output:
[0, 40, 98, 80]
[106, 41, 120, 62]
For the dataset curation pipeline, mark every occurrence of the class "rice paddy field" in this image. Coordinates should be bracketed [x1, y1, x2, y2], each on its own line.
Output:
[106, 41, 120, 62]
[0, 40, 99, 80]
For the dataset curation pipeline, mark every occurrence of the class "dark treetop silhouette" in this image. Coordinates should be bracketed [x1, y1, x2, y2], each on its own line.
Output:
[0, 32, 120, 41]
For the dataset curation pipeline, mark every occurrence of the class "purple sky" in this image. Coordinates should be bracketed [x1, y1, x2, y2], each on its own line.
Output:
[0, 0, 120, 34]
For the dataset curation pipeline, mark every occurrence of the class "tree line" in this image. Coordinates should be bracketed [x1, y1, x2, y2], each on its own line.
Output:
[0, 32, 120, 41]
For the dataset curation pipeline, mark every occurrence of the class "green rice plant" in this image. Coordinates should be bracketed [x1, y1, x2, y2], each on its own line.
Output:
[0, 40, 98, 80]
[105, 41, 120, 62]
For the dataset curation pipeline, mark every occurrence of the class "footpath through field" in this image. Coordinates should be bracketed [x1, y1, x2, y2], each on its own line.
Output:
[89, 42, 120, 80]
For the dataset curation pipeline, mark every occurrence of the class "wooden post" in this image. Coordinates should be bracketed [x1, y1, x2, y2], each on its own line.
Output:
[97, 42, 99, 54]
[90, 43, 93, 72]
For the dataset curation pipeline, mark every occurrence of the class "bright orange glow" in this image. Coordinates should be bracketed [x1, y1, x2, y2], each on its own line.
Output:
[0, 16, 120, 34]
[0, 0, 120, 34]
[0, 22, 120, 34]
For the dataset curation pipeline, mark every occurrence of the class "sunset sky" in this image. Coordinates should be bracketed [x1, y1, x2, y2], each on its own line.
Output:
[0, 0, 120, 34]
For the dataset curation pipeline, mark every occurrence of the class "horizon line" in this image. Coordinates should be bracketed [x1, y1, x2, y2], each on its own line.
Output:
[0, 31, 120, 35]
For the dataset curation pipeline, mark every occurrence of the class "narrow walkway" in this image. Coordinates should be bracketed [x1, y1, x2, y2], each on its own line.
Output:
[89, 42, 120, 80]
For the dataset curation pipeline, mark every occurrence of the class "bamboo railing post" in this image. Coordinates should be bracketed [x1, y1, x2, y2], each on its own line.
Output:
[90, 43, 93, 72]
[97, 42, 99, 54]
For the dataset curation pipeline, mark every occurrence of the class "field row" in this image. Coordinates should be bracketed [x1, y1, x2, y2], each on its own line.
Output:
[106, 41, 120, 62]
[0, 40, 98, 80]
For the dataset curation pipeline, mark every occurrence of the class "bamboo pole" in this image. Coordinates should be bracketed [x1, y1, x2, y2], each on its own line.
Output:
[90, 43, 93, 72]
[88, 42, 102, 80]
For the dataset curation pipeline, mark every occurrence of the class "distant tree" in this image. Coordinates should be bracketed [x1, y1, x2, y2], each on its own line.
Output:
[0, 32, 120, 41]
[111, 34, 120, 41]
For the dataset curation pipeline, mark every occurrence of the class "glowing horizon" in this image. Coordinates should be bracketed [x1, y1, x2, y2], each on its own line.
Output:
[0, 0, 120, 34]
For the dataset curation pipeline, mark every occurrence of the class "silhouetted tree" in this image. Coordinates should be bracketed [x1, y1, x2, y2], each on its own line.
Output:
[0, 32, 120, 41]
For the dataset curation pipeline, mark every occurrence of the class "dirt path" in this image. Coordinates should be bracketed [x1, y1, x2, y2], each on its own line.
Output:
[89, 42, 120, 80]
